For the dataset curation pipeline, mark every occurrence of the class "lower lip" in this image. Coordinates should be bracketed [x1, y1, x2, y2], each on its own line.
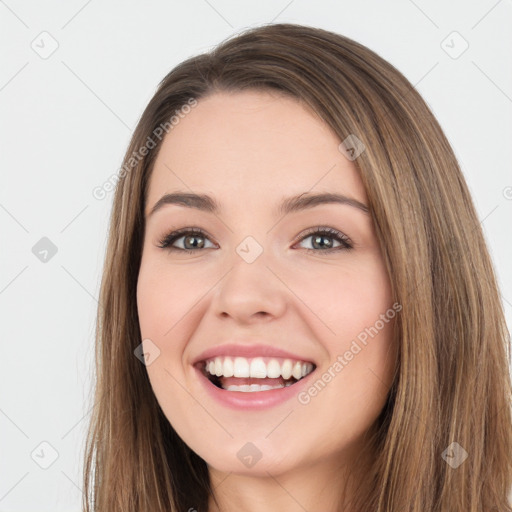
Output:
[194, 366, 315, 410]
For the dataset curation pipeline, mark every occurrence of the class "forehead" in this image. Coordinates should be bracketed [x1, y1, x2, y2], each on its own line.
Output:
[146, 90, 367, 211]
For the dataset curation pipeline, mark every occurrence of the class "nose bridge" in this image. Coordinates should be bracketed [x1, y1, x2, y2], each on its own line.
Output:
[235, 234, 266, 265]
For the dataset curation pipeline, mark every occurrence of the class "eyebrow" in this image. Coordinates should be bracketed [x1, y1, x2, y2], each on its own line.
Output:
[147, 191, 369, 218]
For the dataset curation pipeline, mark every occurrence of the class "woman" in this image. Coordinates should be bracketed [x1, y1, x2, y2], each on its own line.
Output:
[83, 23, 512, 511]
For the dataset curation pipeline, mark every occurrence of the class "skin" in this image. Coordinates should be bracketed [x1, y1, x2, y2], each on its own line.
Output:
[136, 90, 397, 512]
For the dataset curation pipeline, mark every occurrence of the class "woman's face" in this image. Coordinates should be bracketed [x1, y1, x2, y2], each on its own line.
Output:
[137, 90, 397, 478]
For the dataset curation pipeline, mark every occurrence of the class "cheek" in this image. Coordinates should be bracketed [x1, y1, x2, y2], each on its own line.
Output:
[136, 254, 208, 343]
[137, 265, 172, 343]
[294, 262, 396, 444]
[293, 253, 397, 397]
[136, 256, 205, 422]
[292, 253, 393, 342]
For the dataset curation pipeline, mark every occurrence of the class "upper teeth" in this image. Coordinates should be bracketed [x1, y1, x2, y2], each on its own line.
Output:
[204, 356, 314, 380]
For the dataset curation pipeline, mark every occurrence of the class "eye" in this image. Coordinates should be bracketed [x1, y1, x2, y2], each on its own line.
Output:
[157, 226, 353, 254]
[157, 227, 215, 254]
[294, 227, 353, 253]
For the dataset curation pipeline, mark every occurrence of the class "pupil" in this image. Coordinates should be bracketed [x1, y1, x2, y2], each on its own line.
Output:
[313, 235, 332, 249]
[185, 235, 204, 249]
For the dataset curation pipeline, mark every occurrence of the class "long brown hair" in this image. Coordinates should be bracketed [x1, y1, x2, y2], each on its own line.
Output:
[83, 23, 512, 511]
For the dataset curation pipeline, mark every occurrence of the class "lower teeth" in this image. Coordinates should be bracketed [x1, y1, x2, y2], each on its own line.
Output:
[223, 381, 295, 392]
[204, 371, 300, 392]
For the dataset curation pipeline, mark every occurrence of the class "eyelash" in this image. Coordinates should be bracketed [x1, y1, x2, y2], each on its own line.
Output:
[156, 226, 353, 255]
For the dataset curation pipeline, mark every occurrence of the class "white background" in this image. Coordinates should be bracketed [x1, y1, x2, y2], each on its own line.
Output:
[1, 1, 511, 510]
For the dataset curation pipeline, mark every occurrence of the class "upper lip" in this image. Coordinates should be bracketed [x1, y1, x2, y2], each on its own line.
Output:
[192, 343, 316, 366]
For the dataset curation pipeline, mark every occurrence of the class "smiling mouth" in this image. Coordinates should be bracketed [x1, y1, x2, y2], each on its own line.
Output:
[198, 356, 316, 392]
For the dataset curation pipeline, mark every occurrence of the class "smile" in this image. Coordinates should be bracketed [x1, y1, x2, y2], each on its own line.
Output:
[201, 356, 315, 392]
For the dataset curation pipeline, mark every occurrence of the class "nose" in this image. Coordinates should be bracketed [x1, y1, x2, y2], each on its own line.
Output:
[212, 251, 288, 325]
